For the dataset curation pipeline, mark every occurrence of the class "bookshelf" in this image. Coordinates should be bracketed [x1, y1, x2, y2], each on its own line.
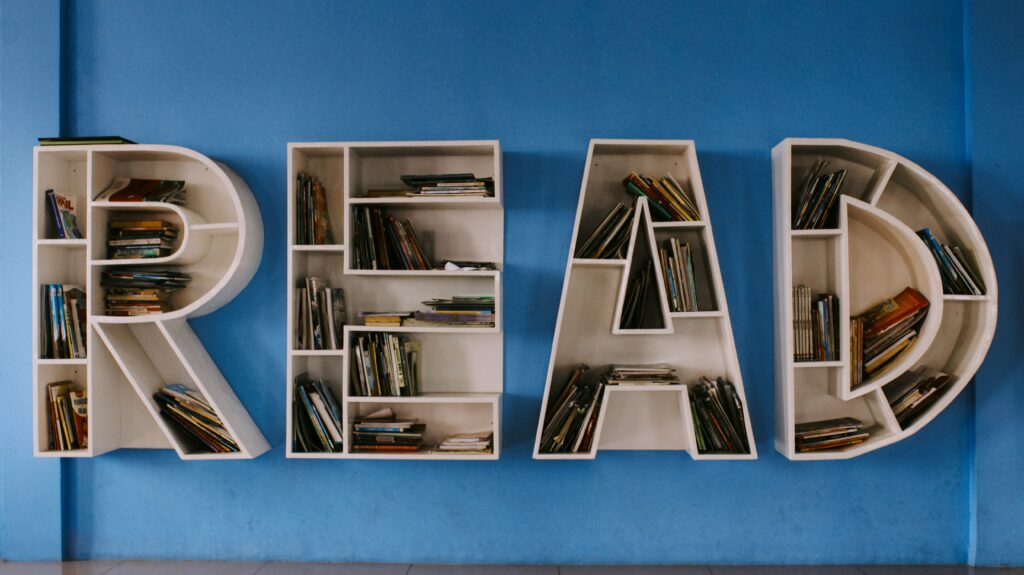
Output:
[773, 138, 998, 460]
[32, 144, 269, 459]
[286, 141, 503, 460]
[533, 139, 757, 460]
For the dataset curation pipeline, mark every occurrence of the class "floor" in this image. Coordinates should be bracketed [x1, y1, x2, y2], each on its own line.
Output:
[0, 563, 1022, 575]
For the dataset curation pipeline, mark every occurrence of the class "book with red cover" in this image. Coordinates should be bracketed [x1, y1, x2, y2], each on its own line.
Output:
[861, 287, 930, 340]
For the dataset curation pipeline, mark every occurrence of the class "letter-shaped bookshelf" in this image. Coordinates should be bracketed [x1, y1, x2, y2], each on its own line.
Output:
[33, 144, 269, 459]
[286, 141, 503, 460]
[773, 138, 998, 460]
[534, 139, 756, 460]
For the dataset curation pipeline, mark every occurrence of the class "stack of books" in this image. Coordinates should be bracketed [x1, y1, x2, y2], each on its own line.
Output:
[293, 375, 344, 453]
[917, 228, 986, 296]
[792, 159, 847, 229]
[45, 189, 83, 239]
[539, 365, 604, 454]
[101, 270, 191, 316]
[620, 260, 656, 329]
[295, 172, 335, 245]
[153, 384, 239, 453]
[358, 311, 412, 327]
[107, 218, 178, 260]
[884, 366, 954, 427]
[659, 238, 700, 312]
[39, 135, 135, 146]
[853, 287, 930, 385]
[94, 177, 186, 204]
[689, 377, 750, 454]
[605, 363, 679, 386]
[792, 285, 840, 362]
[407, 296, 495, 328]
[575, 202, 635, 259]
[350, 332, 421, 396]
[351, 408, 424, 453]
[294, 278, 345, 350]
[432, 431, 493, 455]
[46, 381, 87, 451]
[623, 171, 700, 221]
[40, 284, 87, 359]
[351, 206, 433, 270]
[795, 417, 868, 452]
[399, 173, 494, 197]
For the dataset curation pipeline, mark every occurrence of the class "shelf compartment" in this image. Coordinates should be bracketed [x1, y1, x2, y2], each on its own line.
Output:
[290, 145, 345, 248]
[614, 201, 670, 332]
[346, 204, 503, 270]
[89, 203, 209, 266]
[653, 225, 720, 314]
[288, 353, 347, 457]
[843, 198, 944, 397]
[34, 363, 89, 455]
[346, 330, 501, 396]
[339, 273, 500, 332]
[789, 142, 895, 209]
[346, 396, 499, 459]
[348, 197, 501, 209]
[347, 142, 499, 203]
[35, 148, 89, 240]
[596, 385, 688, 452]
[36, 245, 87, 287]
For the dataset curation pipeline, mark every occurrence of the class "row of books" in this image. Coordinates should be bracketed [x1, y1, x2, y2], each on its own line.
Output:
[539, 365, 604, 454]
[45, 189, 83, 239]
[95, 178, 186, 205]
[365, 173, 495, 198]
[153, 384, 239, 453]
[852, 287, 929, 386]
[350, 333, 421, 397]
[294, 278, 345, 350]
[351, 206, 432, 270]
[604, 363, 679, 385]
[620, 260, 656, 329]
[46, 381, 87, 451]
[792, 159, 847, 230]
[351, 408, 424, 453]
[293, 375, 344, 453]
[917, 228, 986, 296]
[101, 269, 191, 316]
[40, 284, 87, 359]
[295, 172, 335, 245]
[884, 366, 954, 428]
[792, 286, 839, 362]
[623, 171, 700, 222]
[575, 202, 634, 259]
[107, 218, 178, 260]
[659, 238, 700, 312]
[690, 377, 750, 454]
[795, 417, 868, 452]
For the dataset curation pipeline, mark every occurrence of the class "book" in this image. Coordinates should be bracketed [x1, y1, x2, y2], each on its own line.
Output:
[94, 178, 186, 204]
[883, 367, 954, 427]
[294, 278, 344, 350]
[405, 296, 496, 328]
[352, 408, 424, 452]
[604, 363, 679, 385]
[45, 189, 84, 239]
[848, 287, 929, 383]
[432, 430, 494, 454]
[100, 270, 191, 316]
[792, 286, 839, 362]
[389, 173, 495, 198]
[622, 171, 700, 222]
[107, 218, 178, 259]
[47, 381, 85, 450]
[39, 136, 135, 145]
[917, 228, 986, 296]
[792, 159, 847, 230]
[659, 238, 701, 312]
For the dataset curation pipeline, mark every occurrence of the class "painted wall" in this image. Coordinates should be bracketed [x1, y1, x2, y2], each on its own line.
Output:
[1, 0, 1017, 565]
[967, 0, 1024, 567]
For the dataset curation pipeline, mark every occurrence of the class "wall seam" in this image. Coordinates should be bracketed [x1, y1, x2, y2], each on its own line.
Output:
[962, 0, 979, 567]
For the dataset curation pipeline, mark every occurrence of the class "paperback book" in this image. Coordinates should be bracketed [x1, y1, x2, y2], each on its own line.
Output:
[795, 417, 868, 452]
[792, 286, 840, 362]
[45, 189, 84, 239]
[575, 202, 635, 259]
[40, 284, 87, 359]
[293, 375, 344, 453]
[295, 171, 335, 245]
[431, 431, 493, 455]
[351, 206, 433, 270]
[107, 218, 178, 259]
[350, 332, 421, 397]
[659, 238, 700, 312]
[883, 366, 954, 428]
[100, 269, 191, 316]
[46, 381, 87, 451]
[351, 408, 424, 453]
[689, 376, 749, 454]
[539, 365, 604, 454]
[153, 383, 238, 453]
[294, 278, 345, 350]
[852, 286, 929, 384]
[792, 159, 847, 230]
[917, 228, 985, 296]
[622, 171, 700, 222]
[620, 259, 657, 329]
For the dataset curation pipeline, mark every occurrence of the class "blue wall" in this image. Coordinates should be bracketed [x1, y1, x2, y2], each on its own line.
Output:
[1, 0, 1020, 566]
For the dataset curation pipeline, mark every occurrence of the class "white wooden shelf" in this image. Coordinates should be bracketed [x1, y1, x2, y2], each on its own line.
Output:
[533, 139, 757, 460]
[286, 140, 504, 460]
[772, 138, 998, 460]
[32, 144, 269, 459]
